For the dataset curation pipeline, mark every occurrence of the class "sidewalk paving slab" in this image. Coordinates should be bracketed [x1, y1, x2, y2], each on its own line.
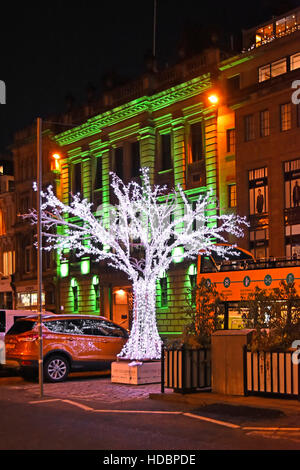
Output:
[149, 391, 300, 416]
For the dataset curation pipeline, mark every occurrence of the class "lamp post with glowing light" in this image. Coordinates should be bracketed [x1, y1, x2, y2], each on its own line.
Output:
[52, 153, 61, 172]
[208, 93, 219, 105]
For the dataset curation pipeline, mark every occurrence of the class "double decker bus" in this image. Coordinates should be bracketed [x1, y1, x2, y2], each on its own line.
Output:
[197, 244, 300, 329]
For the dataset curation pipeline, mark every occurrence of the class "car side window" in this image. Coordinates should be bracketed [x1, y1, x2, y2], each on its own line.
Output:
[45, 320, 66, 333]
[81, 319, 108, 336]
[45, 320, 84, 335]
[99, 320, 127, 338]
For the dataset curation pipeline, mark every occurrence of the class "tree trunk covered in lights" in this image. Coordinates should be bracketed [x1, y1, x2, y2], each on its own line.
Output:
[118, 278, 162, 361]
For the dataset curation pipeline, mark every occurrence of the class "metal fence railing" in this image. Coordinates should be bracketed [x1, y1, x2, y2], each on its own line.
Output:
[161, 346, 211, 394]
[244, 347, 300, 400]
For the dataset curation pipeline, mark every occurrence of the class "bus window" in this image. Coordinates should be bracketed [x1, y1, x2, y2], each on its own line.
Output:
[200, 256, 217, 273]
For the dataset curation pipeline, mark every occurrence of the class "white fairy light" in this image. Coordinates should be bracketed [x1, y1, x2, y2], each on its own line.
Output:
[26, 168, 248, 361]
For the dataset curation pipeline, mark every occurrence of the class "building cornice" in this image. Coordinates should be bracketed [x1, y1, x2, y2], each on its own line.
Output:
[53, 75, 212, 147]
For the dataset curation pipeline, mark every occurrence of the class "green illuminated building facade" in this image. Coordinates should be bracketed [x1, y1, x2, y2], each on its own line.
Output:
[52, 47, 237, 335]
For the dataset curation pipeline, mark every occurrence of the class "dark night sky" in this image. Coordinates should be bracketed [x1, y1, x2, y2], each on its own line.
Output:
[1, 0, 300, 153]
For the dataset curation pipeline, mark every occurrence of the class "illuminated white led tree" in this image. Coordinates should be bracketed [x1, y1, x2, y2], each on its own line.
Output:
[27, 168, 247, 361]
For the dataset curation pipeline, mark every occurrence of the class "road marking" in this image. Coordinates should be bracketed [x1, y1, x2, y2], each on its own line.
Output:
[29, 399, 61, 404]
[183, 412, 241, 429]
[244, 427, 300, 431]
[93, 410, 182, 414]
[62, 399, 94, 411]
[28, 398, 300, 435]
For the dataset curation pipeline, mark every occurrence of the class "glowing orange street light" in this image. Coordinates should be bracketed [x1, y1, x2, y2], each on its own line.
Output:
[208, 94, 219, 105]
[52, 152, 61, 172]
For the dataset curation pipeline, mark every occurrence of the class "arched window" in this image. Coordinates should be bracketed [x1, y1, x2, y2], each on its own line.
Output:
[71, 278, 79, 312]
[92, 275, 100, 311]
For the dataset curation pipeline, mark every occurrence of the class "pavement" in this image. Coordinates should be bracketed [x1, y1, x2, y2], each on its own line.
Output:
[150, 389, 300, 417]
[1, 369, 299, 421]
[0, 370, 165, 404]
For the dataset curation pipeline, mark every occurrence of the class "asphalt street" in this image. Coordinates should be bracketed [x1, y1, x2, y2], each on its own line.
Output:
[0, 373, 300, 452]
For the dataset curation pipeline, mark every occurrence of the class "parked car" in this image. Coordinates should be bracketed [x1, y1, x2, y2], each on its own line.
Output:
[5, 314, 129, 382]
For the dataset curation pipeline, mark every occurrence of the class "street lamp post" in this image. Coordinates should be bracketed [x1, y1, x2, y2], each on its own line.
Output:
[37, 117, 43, 398]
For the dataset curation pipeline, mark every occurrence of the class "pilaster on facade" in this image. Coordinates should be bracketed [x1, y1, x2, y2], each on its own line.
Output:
[203, 112, 218, 198]
[139, 126, 156, 183]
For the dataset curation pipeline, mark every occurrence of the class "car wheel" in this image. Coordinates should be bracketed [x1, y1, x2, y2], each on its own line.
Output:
[44, 355, 69, 383]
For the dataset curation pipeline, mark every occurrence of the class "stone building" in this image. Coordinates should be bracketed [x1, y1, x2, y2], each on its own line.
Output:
[52, 46, 237, 336]
[11, 125, 60, 312]
[220, 6, 300, 259]
[0, 157, 15, 308]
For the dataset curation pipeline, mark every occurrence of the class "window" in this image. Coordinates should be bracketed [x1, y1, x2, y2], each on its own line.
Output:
[249, 167, 268, 215]
[271, 58, 287, 77]
[94, 157, 102, 190]
[44, 250, 51, 271]
[291, 52, 300, 71]
[0, 210, 5, 235]
[244, 115, 255, 141]
[72, 162, 82, 195]
[160, 133, 172, 170]
[280, 103, 292, 131]
[3, 251, 14, 276]
[226, 75, 240, 93]
[258, 58, 287, 82]
[228, 184, 237, 208]
[226, 129, 235, 153]
[190, 122, 204, 162]
[115, 147, 123, 179]
[131, 141, 140, 178]
[25, 247, 31, 273]
[6, 320, 36, 336]
[93, 283, 100, 311]
[260, 110, 270, 137]
[159, 275, 168, 308]
[259, 64, 271, 82]
[72, 285, 78, 312]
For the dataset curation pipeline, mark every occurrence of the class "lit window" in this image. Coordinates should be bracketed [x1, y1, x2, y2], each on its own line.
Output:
[280, 103, 292, 131]
[291, 52, 300, 71]
[228, 184, 237, 208]
[259, 64, 271, 82]
[271, 58, 287, 77]
[3, 251, 14, 276]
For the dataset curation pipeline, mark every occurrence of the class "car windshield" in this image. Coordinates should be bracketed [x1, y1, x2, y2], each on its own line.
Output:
[6, 320, 36, 335]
